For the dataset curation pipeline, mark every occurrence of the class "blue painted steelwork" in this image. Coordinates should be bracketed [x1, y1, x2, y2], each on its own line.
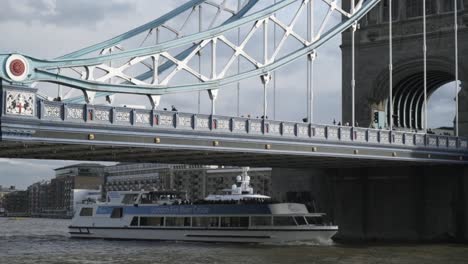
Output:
[0, 0, 381, 96]
[64, 0, 260, 103]
[57, 0, 208, 60]
[96, 204, 271, 215]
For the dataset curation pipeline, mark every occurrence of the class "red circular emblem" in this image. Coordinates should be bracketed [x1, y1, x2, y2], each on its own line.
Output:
[9, 59, 26, 76]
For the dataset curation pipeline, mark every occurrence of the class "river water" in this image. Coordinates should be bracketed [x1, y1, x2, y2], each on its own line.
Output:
[1, 218, 467, 264]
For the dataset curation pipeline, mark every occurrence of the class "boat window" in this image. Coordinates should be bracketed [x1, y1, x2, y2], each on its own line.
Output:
[250, 216, 272, 226]
[273, 216, 296, 226]
[79, 207, 93, 217]
[110, 208, 123, 218]
[294, 216, 307, 225]
[192, 217, 219, 228]
[306, 216, 323, 225]
[122, 194, 139, 204]
[220, 217, 249, 228]
[140, 217, 164, 226]
[130, 217, 139, 226]
[166, 217, 191, 227]
[140, 193, 157, 204]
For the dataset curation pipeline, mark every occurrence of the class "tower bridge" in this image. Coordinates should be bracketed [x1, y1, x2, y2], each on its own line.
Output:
[1, 0, 468, 241]
[0, 0, 466, 166]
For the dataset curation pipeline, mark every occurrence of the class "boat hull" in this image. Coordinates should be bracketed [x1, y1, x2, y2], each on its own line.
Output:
[69, 226, 337, 244]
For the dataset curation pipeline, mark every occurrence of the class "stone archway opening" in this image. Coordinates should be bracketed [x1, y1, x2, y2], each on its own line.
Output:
[387, 70, 455, 131]
[427, 81, 462, 135]
[385, 67, 461, 134]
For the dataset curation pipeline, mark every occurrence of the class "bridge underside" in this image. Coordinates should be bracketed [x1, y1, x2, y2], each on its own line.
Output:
[1, 115, 466, 168]
[0, 141, 457, 168]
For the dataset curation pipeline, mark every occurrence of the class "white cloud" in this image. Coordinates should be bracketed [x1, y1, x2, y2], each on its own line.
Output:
[0, 0, 136, 27]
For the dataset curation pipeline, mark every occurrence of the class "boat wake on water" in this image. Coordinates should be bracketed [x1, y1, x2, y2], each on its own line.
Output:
[260, 237, 336, 247]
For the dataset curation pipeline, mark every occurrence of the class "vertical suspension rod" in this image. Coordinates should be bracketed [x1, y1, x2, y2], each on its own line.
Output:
[307, 0, 311, 123]
[351, 1, 356, 128]
[455, 0, 459, 137]
[211, 37, 217, 115]
[273, 0, 277, 120]
[423, 0, 428, 133]
[389, 0, 393, 131]
[237, 0, 241, 117]
[198, 5, 203, 114]
[57, 69, 62, 100]
[263, 18, 269, 119]
[308, 0, 315, 124]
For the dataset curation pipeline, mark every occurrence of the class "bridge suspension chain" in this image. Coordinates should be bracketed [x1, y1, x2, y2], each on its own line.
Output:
[0, 0, 381, 110]
[63, 0, 260, 105]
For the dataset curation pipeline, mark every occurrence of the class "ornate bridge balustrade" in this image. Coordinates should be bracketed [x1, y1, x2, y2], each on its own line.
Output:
[36, 99, 468, 149]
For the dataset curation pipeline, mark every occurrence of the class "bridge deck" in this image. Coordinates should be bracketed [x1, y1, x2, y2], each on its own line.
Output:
[1, 85, 467, 167]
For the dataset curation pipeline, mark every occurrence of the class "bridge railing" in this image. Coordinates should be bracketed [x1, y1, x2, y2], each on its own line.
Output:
[0, 95, 457, 153]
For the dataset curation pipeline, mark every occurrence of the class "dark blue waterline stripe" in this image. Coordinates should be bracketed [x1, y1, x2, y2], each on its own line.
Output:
[69, 226, 338, 232]
[186, 234, 271, 239]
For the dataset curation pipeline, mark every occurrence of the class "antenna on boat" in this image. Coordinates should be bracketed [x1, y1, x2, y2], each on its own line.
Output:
[241, 167, 250, 182]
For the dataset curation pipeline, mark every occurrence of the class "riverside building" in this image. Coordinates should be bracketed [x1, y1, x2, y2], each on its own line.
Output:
[104, 164, 271, 201]
[27, 164, 105, 218]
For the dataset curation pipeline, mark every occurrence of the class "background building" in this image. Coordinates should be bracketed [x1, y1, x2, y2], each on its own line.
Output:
[27, 182, 45, 217]
[2, 163, 272, 218]
[104, 163, 271, 201]
[0, 185, 17, 216]
[173, 166, 272, 200]
[104, 163, 173, 194]
[3, 190, 29, 217]
[27, 163, 104, 218]
[170, 164, 211, 200]
[54, 163, 104, 217]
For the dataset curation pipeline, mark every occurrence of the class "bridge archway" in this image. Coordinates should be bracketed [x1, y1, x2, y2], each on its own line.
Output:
[373, 58, 463, 131]
[427, 81, 461, 131]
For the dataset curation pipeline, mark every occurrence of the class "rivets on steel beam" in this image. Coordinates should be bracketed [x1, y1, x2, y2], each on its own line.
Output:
[312, 147, 318, 152]
[154, 137, 161, 144]
[354, 150, 359, 155]
[88, 134, 95, 140]
[213, 141, 219, 147]
[265, 144, 271, 150]
[392, 152, 397, 157]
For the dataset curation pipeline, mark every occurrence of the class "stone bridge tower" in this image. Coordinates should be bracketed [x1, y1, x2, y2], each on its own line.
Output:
[342, 0, 468, 136]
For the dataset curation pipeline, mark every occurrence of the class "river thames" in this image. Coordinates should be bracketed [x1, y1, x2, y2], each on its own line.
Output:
[1, 218, 467, 264]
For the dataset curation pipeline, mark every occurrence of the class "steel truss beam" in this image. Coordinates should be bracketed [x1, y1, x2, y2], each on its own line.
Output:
[64, 0, 260, 104]
[0, 0, 381, 108]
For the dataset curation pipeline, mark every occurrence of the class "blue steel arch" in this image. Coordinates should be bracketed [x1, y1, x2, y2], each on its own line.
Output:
[0, 0, 381, 97]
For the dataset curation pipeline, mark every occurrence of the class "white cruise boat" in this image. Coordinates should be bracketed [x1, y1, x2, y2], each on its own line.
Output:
[69, 168, 338, 243]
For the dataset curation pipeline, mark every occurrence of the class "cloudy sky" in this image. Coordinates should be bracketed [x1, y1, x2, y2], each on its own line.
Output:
[0, 0, 456, 189]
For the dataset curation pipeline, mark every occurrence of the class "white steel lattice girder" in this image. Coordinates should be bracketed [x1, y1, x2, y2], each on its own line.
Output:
[53, 0, 260, 104]
[0, 0, 381, 99]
